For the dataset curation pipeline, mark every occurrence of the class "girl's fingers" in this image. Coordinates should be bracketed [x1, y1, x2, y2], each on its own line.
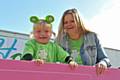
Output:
[69, 61, 78, 69]
[34, 59, 44, 65]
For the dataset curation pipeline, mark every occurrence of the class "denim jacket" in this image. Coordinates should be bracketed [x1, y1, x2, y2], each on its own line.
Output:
[58, 32, 111, 67]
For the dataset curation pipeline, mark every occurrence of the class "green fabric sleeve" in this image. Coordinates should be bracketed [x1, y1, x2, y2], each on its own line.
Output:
[22, 40, 34, 59]
[55, 43, 69, 63]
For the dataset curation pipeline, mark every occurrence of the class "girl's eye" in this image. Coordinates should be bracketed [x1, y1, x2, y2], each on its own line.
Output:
[45, 30, 49, 33]
[36, 30, 41, 33]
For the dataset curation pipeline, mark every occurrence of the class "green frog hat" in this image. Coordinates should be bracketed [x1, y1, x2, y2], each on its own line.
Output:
[30, 15, 54, 25]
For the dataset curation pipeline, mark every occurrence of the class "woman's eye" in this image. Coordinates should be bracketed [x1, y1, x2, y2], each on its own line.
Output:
[64, 21, 68, 24]
[71, 20, 74, 23]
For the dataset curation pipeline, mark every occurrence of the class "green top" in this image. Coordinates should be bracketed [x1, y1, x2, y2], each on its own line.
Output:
[23, 39, 69, 63]
[69, 36, 83, 64]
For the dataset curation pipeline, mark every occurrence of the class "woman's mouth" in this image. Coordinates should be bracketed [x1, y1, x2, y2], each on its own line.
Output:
[66, 26, 74, 29]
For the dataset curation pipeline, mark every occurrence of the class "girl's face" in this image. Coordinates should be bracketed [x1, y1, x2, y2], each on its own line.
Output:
[33, 24, 52, 44]
[63, 14, 78, 34]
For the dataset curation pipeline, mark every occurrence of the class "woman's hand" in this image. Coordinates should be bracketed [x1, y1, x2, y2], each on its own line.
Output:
[95, 63, 107, 76]
[69, 61, 78, 69]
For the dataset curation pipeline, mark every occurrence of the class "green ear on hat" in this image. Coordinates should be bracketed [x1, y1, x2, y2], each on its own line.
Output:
[30, 16, 39, 23]
[30, 15, 54, 24]
[45, 15, 54, 24]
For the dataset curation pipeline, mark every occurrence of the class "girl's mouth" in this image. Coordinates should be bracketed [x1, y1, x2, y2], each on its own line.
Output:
[39, 37, 48, 39]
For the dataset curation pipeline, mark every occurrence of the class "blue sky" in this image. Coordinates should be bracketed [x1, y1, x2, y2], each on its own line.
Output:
[0, 0, 109, 33]
[1, 0, 120, 50]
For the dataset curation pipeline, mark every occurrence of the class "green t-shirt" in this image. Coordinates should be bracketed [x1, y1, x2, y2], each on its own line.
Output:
[69, 36, 83, 64]
[23, 39, 69, 63]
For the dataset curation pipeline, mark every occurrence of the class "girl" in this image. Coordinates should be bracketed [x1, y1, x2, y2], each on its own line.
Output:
[21, 15, 77, 68]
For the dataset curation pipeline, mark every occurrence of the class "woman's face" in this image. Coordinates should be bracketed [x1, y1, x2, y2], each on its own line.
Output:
[33, 24, 52, 44]
[63, 14, 78, 34]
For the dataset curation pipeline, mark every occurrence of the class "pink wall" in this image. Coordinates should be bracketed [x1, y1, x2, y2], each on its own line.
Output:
[0, 59, 120, 80]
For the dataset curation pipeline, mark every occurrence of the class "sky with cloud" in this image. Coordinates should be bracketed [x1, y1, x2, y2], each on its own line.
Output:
[87, 0, 120, 50]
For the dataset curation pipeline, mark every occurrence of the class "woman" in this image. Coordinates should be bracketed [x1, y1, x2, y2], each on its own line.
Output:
[55, 8, 111, 75]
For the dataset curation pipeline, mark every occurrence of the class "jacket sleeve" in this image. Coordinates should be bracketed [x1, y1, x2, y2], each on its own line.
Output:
[94, 34, 111, 67]
[21, 40, 34, 60]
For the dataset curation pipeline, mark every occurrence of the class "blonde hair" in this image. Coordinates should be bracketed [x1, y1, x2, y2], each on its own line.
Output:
[56, 8, 90, 44]
[33, 20, 52, 31]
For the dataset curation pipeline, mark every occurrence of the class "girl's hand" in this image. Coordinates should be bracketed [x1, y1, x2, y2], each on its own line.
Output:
[69, 61, 78, 69]
[96, 63, 107, 76]
[34, 59, 44, 65]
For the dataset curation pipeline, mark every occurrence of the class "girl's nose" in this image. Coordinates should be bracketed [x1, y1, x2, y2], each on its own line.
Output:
[40, 31, 45, 36]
